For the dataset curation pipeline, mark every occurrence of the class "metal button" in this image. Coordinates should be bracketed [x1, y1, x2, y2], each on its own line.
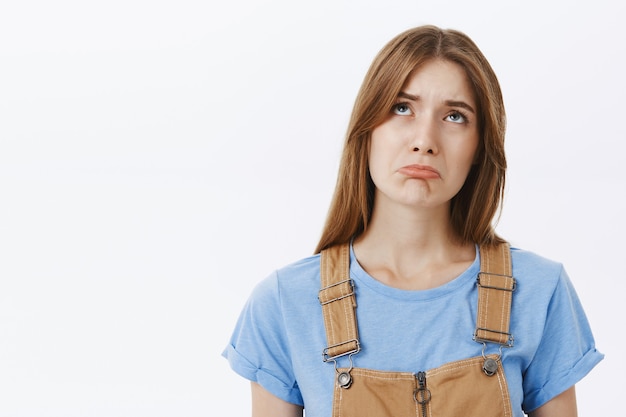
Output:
[337, 371, 352, 388]
[482, 358, 498, 376]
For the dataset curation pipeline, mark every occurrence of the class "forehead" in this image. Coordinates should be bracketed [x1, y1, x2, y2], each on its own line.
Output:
[401, 59, 475, 103]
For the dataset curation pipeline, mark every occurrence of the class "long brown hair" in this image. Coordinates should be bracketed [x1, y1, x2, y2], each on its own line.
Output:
[315, 25, 507, 253]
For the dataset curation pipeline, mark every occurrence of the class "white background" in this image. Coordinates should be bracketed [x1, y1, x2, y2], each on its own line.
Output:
[1, 0, 624, 415]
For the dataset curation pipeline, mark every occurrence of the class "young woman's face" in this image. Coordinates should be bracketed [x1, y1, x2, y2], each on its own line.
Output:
[368, 59, 479, 211]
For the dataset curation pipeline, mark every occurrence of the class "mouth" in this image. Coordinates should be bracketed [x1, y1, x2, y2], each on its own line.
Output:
[397, 164, 441, 179]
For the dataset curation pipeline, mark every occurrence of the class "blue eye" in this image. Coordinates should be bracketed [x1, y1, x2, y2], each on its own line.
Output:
[446, 111, 467, 124]
[393, 103, 412, 116]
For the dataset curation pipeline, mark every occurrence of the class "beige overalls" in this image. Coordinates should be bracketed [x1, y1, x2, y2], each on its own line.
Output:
[318, 243, 516, 417]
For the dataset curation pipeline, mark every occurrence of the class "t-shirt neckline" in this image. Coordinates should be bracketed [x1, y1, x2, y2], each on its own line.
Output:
[348, 243, 480, 301]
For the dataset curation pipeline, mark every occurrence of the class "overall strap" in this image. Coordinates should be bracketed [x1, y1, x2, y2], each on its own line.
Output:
[318, 243, 360, 362]
[474, 242, 516, 347]
[319, 242, 515, 363]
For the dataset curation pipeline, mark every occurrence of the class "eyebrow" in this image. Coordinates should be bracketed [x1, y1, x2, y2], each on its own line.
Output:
[398, 91, 476, 114]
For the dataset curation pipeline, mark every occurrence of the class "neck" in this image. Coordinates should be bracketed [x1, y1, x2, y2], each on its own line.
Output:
[352, 201, 475, 290]
[360, 198, 459, 248]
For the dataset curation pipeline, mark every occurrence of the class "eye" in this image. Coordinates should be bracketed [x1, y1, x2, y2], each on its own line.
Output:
[445, 111, 467, 124]
[392, 103, 413, 116]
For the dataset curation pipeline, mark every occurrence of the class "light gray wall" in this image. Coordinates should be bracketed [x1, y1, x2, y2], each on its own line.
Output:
[1, 0, 622, 415]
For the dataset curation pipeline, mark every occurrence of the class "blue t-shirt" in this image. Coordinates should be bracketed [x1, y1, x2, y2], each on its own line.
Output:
[223, 245, 603, 416]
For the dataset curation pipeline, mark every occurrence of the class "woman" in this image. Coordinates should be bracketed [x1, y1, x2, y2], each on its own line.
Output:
[223, 25, 603, 417]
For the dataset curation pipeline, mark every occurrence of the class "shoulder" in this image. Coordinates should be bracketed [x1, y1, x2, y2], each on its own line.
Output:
[249, 253, 322, 305]
[274, 253, 322, 289]
[507, 245, 573, 312]
[507, 245, 589, 334]
[276, 253, 321, 279]
[233, 253, 323, 341]
[510, 246, 565, 287]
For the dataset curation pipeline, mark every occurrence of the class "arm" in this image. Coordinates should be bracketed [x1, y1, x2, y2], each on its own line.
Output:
[251, 382, 303, 417]
[528, 386, 577, 417]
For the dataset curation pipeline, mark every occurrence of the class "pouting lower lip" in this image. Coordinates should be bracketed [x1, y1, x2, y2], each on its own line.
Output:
[398, 165, 440, 179]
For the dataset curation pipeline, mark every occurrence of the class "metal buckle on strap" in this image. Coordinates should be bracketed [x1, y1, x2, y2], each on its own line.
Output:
[322, 339, 361, 362]
[473, 328, 515, 348]
[318, 279, 355, 305]
[476, 272, 516, 291]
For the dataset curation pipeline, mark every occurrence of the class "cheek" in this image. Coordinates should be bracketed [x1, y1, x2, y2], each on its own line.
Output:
[368, 130, 383, 167]
[447, 135, 479, 181]
[369, 124, 403, 161]
[367, 144, 382, 182]
[367, 132, 392, 185]
[462, 134, 480, 166]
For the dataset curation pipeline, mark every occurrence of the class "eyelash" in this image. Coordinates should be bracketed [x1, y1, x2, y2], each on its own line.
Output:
[445, 110, 469, 124]
[392, 103, 470, 124]
[392, 102, 412, 115]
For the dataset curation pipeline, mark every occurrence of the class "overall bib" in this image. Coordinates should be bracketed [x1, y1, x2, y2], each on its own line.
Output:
[318, 243, 516, 417]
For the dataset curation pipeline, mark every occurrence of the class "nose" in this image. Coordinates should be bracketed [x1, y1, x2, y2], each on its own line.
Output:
[410, 117, 438, 155]
[412, 146, 434, 154]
